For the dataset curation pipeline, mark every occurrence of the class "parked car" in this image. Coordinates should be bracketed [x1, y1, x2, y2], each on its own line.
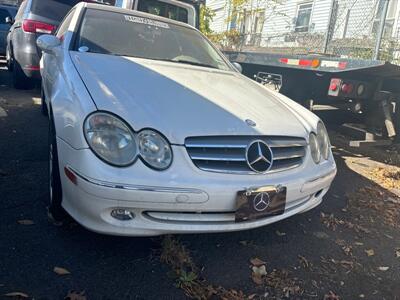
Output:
[0, 4, 17, 56]
[38, 3, 336, 236]
[114, 0, 198, 27]
[6, 0, 83, 89]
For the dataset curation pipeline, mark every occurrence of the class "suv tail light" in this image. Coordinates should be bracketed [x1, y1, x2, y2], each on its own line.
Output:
[22, 19, 56, 34]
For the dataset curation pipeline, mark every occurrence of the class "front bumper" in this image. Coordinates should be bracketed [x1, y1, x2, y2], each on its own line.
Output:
[58, 138, 337, 236]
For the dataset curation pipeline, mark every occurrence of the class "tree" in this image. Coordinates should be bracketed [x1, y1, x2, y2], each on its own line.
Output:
[199, 4, 215, 35]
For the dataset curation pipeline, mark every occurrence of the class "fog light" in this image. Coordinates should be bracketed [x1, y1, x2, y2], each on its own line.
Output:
[111, 209, 135, 221]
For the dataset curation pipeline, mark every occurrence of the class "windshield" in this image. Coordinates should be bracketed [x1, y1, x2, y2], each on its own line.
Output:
[75, 9, 231, 71]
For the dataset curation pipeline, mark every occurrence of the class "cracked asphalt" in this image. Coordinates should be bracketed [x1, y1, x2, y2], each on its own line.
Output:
[0, 59, 399, 300]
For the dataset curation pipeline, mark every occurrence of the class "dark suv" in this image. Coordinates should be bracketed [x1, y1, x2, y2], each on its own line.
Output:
[6, 0, 83, 89]
[0, 4, 17, 56]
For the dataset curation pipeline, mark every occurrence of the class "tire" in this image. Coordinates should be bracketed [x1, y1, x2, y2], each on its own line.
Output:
[12, 59, 35, 90]
[6, 45, 13, 72]
[394, 100, 400, 143]
[48, 115, 67, 222]
[41, 86, 48, 116]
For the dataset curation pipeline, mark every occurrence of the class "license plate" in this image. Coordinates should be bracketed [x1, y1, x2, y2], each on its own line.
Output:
[235, 185, 287, 222]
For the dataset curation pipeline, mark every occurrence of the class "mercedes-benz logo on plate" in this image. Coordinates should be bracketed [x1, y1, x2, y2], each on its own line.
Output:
[253, 192, 271, 211]
[246, 140, 273, 173]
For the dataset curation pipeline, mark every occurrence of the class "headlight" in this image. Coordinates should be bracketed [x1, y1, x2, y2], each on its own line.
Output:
[138, 129, 172, 170]
[317, 122, 330, 160]
[309, 133, 321, 164]
[84, 112, 137, 166]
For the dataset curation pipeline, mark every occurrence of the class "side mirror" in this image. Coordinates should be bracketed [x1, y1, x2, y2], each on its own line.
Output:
[232, 62, 242, 73]
[37, 34, 61, 54]
[5, 16, 14, 25]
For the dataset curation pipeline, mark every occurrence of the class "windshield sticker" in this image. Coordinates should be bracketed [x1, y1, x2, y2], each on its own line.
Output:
[124, 15, 170, 29]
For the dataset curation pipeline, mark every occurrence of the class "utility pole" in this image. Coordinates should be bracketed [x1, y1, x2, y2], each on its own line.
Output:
[373, 0, 390, 60]
[323, 0, 338, 54]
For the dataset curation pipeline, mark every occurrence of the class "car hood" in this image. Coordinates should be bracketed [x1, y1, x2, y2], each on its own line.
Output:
[71, 52, 309, 144]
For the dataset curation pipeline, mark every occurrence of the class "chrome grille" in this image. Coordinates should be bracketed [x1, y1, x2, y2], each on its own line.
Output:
[185, 136, 307, 174]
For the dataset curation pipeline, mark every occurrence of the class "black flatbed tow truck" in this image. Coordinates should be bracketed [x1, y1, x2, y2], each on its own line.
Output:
[224, 51, 400, 146]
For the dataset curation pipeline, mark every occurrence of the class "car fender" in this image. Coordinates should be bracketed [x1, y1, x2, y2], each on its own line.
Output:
[45, 49, 97, 150]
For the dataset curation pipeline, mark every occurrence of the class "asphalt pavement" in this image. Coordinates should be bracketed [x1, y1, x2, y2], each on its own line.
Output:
[0, 60, 399, 300]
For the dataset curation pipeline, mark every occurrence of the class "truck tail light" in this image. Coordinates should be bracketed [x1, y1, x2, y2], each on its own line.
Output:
[22, 19, 56, 34]
[328, 78, 342, 97]
[341, 83, 353, 94]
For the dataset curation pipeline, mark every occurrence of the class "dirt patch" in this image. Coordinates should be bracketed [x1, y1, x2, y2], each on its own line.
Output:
[347, 186, 400, 229]
[160, 236, 247, 300]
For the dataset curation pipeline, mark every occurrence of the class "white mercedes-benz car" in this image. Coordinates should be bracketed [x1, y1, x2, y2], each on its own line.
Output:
[38, 3, 336, 236]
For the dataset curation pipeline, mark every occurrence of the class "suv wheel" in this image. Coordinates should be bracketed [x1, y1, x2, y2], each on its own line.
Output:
[6, 46, 13, 72]
[41, 86, 48, 116]
[12, 59, 35, 90]
[48, 115, 67, 223]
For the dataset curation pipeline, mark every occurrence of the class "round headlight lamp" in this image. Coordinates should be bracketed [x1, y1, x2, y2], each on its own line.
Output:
[309, 133, 321, 164]
[317, 122, 330, 160]
[84, 112, 137, 166]
[138, 129, 172, 170]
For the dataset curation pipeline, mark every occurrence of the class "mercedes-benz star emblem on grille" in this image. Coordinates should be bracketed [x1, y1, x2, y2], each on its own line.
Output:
[246, 140, 273, 173]
[253, 192, 271, 211]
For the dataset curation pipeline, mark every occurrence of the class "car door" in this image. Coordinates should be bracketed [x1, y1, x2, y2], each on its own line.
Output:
[0, 7, 12, 54]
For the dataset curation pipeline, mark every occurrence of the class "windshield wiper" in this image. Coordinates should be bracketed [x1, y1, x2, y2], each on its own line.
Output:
[170, 59, 218, 69]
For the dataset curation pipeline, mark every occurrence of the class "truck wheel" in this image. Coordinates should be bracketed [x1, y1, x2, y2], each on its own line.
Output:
[12, 60, 35, 90]
[48, 115, 67, 223]
[394, 100, 400, 143]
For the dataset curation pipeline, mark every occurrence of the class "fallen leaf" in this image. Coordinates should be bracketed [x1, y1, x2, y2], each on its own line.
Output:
[252, 265, 267, 276]
[323, 291, 340, 300]
[354, 242, 364, 246]
[251, 273, 263, 285]
[239, 240, 249, 246]
[53, 266, 71, 275]
[298, 255, 310, 268]
[275, 230, 286, 236]
[313, 231, 329, 239]
[396, 249, 400, 258]
[365, 249, 375, 257]
[251, 265, 267, 285]
[64, 290, 86, 300]
[378, 266, 389, 271]
[250, 258, 266, 267]
[17, 220, 34, 225]
[4, 292, 29, 298]
[384, 233, 394, 239]
[359, 294, 365, 298]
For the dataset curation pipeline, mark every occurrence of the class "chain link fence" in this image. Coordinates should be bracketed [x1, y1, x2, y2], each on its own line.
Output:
[210, 0, 400, 64]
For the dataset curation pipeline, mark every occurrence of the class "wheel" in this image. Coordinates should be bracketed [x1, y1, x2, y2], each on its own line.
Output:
[6, 45, 13, 72]
[41, 86, 48, 116]
[48, 115, 67, 223]
[394, 100, 400, 143]
[12, 59, 35, 90]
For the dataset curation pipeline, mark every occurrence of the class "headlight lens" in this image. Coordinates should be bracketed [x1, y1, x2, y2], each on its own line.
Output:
[138, 129, 172, 170]
[84, 113, 137, 166]
[317, 122, 330, 160]
[309, 133, 321, 164]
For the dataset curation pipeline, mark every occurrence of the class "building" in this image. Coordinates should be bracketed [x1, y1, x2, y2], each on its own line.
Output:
[207, 0, 400, 57]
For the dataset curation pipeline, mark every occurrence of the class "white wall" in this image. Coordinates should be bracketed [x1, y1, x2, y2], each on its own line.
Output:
[208, 0, 400, 43]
